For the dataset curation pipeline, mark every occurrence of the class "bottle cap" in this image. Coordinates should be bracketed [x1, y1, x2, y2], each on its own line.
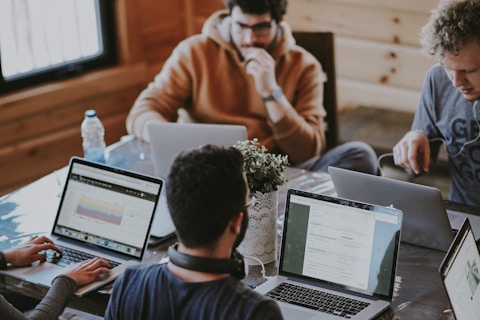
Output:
[85, 109, 97, 118]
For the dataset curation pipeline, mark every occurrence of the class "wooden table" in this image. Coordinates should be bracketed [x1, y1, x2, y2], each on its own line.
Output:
[0, 136, 455, 319]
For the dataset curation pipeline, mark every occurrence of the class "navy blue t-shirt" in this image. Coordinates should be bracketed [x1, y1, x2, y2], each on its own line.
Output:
[104, 262, 283, 320]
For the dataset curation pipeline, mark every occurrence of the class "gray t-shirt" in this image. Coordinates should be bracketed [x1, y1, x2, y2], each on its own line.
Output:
[412, 64, 480, 205]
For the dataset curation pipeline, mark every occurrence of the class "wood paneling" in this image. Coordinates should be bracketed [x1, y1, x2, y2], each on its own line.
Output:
[0, 65, 147, 195]
[338, 78, 421, 113]
[288, 0, 438, 112]
[289, 0, 435, 46]
[335, 37, 435, 90]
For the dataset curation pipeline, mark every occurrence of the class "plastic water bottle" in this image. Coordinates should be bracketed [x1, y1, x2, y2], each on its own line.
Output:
[81, 109, 106, 163]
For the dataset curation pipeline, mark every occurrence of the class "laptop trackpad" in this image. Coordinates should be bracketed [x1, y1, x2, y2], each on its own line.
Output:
[279, 303, 317, 320]
[22, 262, 62, 284]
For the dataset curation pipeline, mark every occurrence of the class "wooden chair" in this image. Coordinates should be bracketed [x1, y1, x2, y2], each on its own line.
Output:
[293, 31, 339, 151]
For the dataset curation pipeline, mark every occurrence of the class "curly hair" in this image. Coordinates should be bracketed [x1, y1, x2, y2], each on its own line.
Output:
[224, 0, 288, 22]
[421, 0, 480, 57]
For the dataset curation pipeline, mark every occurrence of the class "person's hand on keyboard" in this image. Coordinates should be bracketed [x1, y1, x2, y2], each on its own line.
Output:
[62, 257, 111, 287]
[2, 235, 62, 267]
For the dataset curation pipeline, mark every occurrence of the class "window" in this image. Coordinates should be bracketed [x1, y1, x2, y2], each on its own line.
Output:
[0, 0, 116, 94]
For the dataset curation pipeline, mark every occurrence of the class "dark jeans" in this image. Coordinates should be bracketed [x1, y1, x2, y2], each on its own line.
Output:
[296, 141, 378, 175]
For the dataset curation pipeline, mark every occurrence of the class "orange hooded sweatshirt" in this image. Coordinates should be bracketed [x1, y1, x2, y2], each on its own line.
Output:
[126, 10, 327, 165]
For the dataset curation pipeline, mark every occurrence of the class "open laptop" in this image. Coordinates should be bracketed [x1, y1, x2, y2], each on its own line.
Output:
[0, 157, 162, 296]
[256, 189, 403, 320]
[439, 217, 480, 320]
[329, 166, 480, 251]
[146, 122, 247, 238]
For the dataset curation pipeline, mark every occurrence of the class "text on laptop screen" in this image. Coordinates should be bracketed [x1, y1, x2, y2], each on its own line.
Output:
[53, 162, 161, 258]
[441, 222, 480, 319]
[281, 193, 402, 299]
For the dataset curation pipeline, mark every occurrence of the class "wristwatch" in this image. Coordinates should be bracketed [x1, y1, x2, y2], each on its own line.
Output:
[262, 87, 283, 102]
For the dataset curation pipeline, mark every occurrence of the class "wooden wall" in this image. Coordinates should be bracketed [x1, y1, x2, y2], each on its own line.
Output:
[288, 0, 439, 113]
[0, 0, 438, 196]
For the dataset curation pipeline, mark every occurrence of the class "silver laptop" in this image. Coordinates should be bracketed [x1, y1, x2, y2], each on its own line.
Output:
[0, 157, 162, 296]
[256, 189, 402, 320]
[146, 122, 247, 238]
[439, 217, 480, 320]
[328, 166, 480, 251]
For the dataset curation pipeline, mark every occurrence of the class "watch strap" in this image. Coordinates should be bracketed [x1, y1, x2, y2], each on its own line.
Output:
[262, 87, 283, 102]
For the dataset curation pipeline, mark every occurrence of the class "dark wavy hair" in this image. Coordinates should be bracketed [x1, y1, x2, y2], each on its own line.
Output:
[224, 0, 288, 22]
[166, 145, 247, 249]
[421, 0, 480, 57]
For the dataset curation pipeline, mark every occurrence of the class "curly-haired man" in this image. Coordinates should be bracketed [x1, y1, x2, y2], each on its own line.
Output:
[393, 0, 480, 206]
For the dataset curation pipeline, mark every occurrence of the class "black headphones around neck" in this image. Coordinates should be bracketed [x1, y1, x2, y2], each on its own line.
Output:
[168, 244, 246, 279]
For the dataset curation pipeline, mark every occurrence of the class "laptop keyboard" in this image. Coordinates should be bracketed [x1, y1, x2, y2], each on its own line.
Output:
[54, 246, 120, 269]
[266, 282, 370, 319]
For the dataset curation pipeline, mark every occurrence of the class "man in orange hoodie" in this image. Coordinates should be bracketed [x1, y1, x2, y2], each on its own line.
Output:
[126, 0, 377, 174]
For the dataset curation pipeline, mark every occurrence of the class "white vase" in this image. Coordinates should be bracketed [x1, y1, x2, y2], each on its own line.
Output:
[237, 190, 278, 265]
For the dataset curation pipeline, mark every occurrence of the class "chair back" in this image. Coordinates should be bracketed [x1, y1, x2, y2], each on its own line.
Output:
[293, 31, 339, 150]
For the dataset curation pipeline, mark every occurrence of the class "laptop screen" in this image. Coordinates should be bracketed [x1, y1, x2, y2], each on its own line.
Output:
[280, 189, 402, 300]
[52, 158, 162, 259]
[440, 218, 480, 320]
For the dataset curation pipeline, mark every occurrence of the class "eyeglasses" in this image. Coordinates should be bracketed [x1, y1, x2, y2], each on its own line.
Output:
[244, 196, 256, 209]
[232, 20, 274, 37]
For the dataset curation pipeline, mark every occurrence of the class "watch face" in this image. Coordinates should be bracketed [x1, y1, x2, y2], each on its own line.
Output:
[262, 87, 283, 102]
[272, 88, 283, 100]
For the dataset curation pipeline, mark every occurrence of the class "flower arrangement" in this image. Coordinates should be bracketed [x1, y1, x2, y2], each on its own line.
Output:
[233, 138, 289, 194]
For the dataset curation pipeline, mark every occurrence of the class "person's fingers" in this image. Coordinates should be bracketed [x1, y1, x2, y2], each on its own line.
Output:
[87, 258, 111, 269]
[65, 258, 112, 286]
[36, 242, 60, 251]
[422, 144, 431, 173]
[393, 144, 409, 169]
[31, 235, 54, 244]
[74, 257, 111, 270]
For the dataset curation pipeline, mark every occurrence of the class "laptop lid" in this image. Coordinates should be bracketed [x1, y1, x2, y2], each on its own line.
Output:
[147, 122, 248, 178]
[255, 189, 402, 319]
[439, 218, 480, 320]
[329, 166, 454, 251]
[146, 122, 247, 238]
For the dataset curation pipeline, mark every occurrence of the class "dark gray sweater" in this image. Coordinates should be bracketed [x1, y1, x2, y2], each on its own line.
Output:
[0, 275, 76, 320]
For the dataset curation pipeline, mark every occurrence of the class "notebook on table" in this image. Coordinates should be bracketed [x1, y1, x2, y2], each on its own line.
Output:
[328, 166, 480, 252]
[146, 122, 247, 239]
[0, 157, 162, 296]
[439, 217, 480, 320]
[255, 189, 403, 320]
